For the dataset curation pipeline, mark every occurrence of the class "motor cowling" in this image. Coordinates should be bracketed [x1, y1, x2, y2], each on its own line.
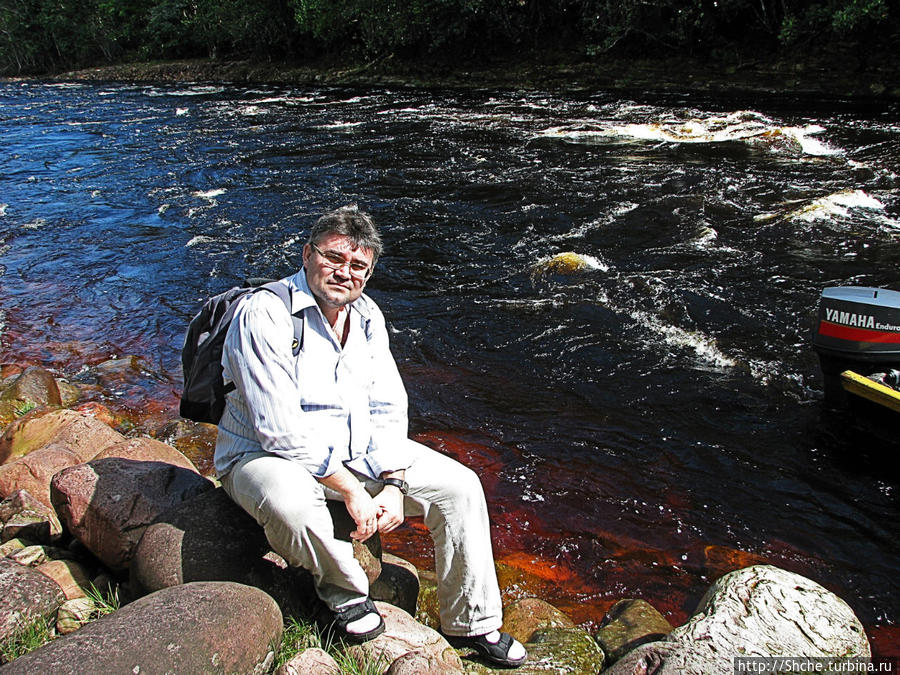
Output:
[813, 286, 900, 402]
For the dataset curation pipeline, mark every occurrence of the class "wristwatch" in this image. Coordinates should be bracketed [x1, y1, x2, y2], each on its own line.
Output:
[382, 477, 409, 495]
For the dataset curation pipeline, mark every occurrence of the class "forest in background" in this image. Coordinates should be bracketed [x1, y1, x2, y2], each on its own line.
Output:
[0, 0, 896, 79]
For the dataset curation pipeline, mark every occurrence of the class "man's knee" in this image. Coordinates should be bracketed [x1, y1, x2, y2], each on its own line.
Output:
[436, 463, 486, 506]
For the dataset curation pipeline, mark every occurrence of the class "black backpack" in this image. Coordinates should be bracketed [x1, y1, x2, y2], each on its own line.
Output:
[180, 279, 303, 424]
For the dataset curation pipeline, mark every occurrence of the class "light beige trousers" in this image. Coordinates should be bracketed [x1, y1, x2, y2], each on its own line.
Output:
[220, 441, 503, 637]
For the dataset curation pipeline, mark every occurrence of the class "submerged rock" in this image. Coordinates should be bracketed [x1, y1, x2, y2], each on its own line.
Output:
[502, 597, 575, 644]
[605, 565, 870, 674]
[457, 626, 604, 674]
[153, 418, 218, 476]
[0, 367, 62, 427]
[530, 252, 605, 279]
[593, 598, 673, 664]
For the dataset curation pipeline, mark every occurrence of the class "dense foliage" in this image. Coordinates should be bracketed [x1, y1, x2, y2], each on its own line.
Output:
[0, 0, 895, 75]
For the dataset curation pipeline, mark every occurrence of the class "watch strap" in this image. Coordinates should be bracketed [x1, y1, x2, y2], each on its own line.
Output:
[382, 477, 409, 495]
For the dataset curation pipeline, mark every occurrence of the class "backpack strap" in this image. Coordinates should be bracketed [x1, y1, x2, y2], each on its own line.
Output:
[221, 281, 304, 397]
[259, 281, 304, 356]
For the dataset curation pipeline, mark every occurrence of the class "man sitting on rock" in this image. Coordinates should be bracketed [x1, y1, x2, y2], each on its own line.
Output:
[214, 205, 527, 668]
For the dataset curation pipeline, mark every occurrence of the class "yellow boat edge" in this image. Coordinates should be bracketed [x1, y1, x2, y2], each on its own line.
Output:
[840, 370, 900, 414]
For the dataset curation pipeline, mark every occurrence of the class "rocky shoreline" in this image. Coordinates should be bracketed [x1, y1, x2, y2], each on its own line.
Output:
[0, 361, 881, 672]
[17, 52, 900, 103]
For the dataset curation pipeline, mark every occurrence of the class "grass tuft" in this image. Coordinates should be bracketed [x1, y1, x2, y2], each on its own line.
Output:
[84, 582, 121, 620]
[12, 400, 37, 417]
[272, 615, 390, 673]
[0, 616, 54, 664]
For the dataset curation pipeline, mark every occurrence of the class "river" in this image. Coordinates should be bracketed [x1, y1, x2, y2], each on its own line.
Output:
[1, 81, 898, 656]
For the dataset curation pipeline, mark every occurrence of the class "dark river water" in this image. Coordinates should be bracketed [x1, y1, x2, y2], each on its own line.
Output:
[1, 81, 898, 655]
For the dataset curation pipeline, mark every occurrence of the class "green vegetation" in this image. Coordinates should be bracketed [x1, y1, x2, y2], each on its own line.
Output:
[273, 616, 389, 673]
[274, 616, 321, 669]
[85, 583, 121, 620]
[0, 0, 895, 76]
[0, 616, 54, 664]
[12, 400, 37, 416]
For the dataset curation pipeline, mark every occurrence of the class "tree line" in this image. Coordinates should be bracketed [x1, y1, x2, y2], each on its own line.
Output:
[0, 0, 894, 76]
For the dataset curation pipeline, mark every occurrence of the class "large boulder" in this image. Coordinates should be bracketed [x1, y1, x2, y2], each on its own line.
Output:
[0, 558, 66, 643]
[131, 487, 318, 617]
[50, 456, 213, 571]
[345, 602, 464, 673]
[131, 487, 383, 618]
[0, 408, 124, 465]
[0, 581, 282, 674]
[606, 565, 871, 674]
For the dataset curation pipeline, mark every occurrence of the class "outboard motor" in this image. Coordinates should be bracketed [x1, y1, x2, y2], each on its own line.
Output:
[813, 286, 900, 404]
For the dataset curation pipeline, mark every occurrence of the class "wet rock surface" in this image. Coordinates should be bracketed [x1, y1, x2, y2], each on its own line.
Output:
[593, 598, 674, 664]
[0, 408, 124, 465]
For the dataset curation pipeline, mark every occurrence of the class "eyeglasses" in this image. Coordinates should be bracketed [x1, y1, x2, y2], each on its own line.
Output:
[311, 243, 372, 280]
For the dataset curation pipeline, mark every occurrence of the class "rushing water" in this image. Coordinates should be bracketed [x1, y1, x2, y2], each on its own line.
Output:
[1, 81, 898, 654]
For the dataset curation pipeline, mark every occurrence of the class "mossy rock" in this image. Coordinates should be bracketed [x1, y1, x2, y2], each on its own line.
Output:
[460, 626, 604, 674]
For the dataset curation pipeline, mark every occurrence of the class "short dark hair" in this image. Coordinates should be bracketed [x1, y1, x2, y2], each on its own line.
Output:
[309, 205, 383, 264]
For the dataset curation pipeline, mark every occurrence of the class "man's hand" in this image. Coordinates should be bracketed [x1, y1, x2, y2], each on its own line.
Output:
[373, 484, 405, 533]
[317, 467, 379, 541]
[344, 487, 380, 541]
[374, 470, 406, 533]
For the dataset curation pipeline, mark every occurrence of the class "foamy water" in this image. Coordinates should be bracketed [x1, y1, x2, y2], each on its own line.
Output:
[536, 110, 840, 157]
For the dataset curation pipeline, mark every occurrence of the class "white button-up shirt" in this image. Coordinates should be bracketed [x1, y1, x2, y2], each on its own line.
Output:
[214, 269, 411, 480]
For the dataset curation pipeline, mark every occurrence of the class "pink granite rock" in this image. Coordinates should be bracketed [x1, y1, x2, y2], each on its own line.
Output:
[50, 456, 213, 571]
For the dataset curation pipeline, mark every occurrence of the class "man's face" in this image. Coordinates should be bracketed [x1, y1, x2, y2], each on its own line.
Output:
[302, 232, 374, 312]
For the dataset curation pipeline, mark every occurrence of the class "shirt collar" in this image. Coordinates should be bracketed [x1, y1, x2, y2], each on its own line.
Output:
[285, 268, 373, 320]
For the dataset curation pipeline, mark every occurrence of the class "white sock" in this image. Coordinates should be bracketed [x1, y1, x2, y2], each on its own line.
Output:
[346, 609, 381, 635]
[484, 630, 526, 660]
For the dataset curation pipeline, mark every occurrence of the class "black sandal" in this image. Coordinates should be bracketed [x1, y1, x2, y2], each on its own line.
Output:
[318, 597, 385, 645]
[443, 630, 527, 668]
